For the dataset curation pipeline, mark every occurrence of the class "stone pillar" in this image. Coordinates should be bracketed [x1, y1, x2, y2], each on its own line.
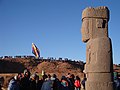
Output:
[81, 6, 114, 90]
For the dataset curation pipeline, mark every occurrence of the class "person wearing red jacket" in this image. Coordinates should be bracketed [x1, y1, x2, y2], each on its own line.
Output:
[74, 76, 81, 90]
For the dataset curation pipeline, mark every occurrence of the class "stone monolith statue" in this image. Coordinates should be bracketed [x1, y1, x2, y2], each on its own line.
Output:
[81, 6, 114, 90]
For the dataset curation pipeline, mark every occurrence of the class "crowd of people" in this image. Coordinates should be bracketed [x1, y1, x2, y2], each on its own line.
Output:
[7, 69, 86, 90]
[0, 69, 119, 90]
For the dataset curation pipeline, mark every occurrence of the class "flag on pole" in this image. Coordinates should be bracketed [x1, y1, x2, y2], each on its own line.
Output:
[32, 43, 40, 58]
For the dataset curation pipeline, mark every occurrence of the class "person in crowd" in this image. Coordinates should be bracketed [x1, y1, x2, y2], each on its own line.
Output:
[41, 74, 53, 90]
[74, 76, 81, 90]
[29, 74, 37, 90]
[36, 75, 43, 90]
[16, 73, 23, 90]
[60, 76, 69, 90]
[19, 69, 30, 90]
[114, 72, 120, 90]
[66, 73, 75, 90]
[8, 76, 20, 90]
[17, 73, 23, 81]
[81, 73, 86, 90]
[51, 74, 61, 90]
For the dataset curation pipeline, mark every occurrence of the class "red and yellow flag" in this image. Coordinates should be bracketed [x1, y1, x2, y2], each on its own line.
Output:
[32, 43, 40, 58]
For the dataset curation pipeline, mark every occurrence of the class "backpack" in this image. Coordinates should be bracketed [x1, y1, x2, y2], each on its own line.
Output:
[74, 80, 81, 88]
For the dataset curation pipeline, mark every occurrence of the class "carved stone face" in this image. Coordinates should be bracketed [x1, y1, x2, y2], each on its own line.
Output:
[81, 18, 90, 43]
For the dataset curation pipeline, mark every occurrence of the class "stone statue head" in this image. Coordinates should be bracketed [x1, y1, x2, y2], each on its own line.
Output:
[81, 6, 109, 43]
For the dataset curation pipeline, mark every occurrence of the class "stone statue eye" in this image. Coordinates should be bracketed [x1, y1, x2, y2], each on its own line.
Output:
[96, 19, 106, 28]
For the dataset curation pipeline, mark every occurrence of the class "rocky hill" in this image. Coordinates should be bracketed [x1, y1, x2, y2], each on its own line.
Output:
[0, 58, 85, 78]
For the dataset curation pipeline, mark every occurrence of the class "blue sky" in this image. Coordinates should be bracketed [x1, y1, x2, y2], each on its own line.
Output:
[0, 0, 120, 64]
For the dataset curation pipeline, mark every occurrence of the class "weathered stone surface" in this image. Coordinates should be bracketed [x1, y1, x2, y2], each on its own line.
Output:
[85, 38, 113, 73]
[82, 7, 109, 20]
[86, 81, 113, 90]
[87, 73, 113, 82]
[81, 6, 114, 90]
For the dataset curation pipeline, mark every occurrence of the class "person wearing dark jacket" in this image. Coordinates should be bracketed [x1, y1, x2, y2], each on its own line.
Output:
[20, 69, 30, 90]
[8, 76, 20, 90]
[29, 74, 37, 90]
[51, 74, 61, 90]
[114, 76, 120, 90]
